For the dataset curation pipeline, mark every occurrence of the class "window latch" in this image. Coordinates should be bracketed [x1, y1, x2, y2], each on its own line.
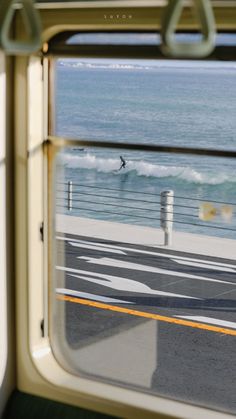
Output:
[40, 222, 44, 242]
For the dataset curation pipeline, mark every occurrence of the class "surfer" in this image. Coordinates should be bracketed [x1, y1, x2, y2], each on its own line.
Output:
[119, 155, 126, 170]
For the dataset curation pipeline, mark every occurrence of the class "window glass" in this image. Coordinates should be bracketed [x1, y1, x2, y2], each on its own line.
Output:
[66, 32, 236, 46]
[50, 35, 236, 415]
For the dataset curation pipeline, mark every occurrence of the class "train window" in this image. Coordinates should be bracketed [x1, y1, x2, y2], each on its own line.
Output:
[45, 31, 236, 415]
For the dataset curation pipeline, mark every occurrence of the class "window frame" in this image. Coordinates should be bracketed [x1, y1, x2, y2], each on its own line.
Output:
[0, 52, 8, 411]
[15, 2, 236, 418]
[0, 52, 15, 415]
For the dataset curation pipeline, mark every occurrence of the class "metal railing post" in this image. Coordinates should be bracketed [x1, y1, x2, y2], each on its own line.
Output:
[67, 181, 73, 211]
[160, 190, 174, 246]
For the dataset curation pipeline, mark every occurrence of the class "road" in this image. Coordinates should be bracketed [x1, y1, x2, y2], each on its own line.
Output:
[55, 232, 236, 414]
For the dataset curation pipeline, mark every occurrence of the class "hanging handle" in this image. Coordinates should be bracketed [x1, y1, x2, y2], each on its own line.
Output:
[0, 0, 41, 55]
[161, 0, 216, 58]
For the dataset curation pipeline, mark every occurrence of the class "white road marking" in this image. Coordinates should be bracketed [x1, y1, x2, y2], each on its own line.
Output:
[56, 287, 133, 304]
[79, 256, 235, 285]
[175, 315, 236, 330]
[168, 255, 236, 270]
[57, 236, 126, 254]
[171, 259, 236, 273]
[68, 241, 126, 255]
[56, 266, 198, 299]
[57, 235, 236, 270]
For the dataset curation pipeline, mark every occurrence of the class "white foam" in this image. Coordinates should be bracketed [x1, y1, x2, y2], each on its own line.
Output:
[58, 60, 236, 72]
[58, 153, 235, 186]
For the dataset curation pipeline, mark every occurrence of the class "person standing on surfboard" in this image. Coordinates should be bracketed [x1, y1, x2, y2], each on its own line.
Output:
[119, 156, 126, 170]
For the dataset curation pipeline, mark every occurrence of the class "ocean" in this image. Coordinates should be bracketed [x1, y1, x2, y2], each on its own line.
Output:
[54, 59, 236, 239]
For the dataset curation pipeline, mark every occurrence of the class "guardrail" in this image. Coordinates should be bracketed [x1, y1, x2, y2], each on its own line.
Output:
[56, 181, 236, 246]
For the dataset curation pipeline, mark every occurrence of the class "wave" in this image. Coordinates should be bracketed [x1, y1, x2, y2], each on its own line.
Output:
[58, 61, 152, 71]
[58, 153, 235, 186]
[58, 60, 236, 72]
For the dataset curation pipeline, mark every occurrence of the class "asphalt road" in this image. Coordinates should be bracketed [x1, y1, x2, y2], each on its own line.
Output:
[55, 232, 236, 414]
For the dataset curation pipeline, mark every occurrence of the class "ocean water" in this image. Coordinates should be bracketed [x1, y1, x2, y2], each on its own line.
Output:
[54, 59, 236, 239]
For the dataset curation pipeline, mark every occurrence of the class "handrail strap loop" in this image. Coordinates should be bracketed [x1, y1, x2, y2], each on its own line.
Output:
[161, 0, 216, 58]
[0, 0, 41, 55]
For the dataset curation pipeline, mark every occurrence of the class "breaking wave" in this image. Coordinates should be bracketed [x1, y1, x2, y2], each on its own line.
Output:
[58, 153, 235, 186]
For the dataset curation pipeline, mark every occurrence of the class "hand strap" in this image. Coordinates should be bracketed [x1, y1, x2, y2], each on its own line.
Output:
[0, 0, 41, 55]
[161, 0, 216, 58]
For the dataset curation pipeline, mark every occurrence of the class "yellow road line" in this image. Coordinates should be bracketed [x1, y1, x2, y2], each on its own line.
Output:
[57, 294, 236, 337]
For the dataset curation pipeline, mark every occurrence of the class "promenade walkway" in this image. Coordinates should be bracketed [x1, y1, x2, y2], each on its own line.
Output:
[56, 214, 236, 260]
